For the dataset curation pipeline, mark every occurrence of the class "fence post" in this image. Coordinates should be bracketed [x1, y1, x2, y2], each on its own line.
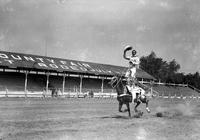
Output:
[24, 71, 28, 98]
[79, 75, 83, 94]
[5, 87, 8, 97]
[45, 72, 50, 97]
[62, 74, 66, 96]
[101, 78, 104, 94]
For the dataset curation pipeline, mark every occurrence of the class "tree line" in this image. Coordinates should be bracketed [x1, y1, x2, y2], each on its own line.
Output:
[140, 51, 200, 89]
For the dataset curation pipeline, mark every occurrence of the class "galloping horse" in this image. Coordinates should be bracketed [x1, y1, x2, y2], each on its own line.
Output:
[110, 75, 151, 117]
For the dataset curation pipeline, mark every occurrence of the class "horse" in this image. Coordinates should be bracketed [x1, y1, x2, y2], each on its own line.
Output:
[110, 75, 151, 117]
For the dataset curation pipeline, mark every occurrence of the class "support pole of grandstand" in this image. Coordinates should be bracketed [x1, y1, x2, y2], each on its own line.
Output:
[101, 78, 104, 93]
[24, 71, 28, 97]
[79, 75, 83, 93]
[45, 72, 50, 97]
[62, 74, 66, 95]
[150, 87, 153, 96]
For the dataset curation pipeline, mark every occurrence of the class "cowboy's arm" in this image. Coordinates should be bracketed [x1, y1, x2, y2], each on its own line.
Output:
[123, 45, 132, 60]
[123, 49, 130, 60]
[136, 57, 140, 68]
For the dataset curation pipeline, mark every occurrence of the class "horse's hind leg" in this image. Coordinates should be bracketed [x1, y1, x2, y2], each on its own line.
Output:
[145, 99, 150, 113]
[134, 101, 140, 112]
[126, 103, 131, 117]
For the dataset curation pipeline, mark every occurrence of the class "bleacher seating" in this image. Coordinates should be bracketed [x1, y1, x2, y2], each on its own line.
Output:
[152, 84, 200, 97]
[27, 74, 46, 91]
[0, 72, 45, 92]
[0, 72, 113, 94]
[0, 72, 25, 91]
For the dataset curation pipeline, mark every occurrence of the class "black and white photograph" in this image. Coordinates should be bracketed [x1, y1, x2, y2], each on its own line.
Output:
[0, 0, 200, 139]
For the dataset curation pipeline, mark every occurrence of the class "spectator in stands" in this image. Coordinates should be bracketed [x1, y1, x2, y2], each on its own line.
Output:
[123, 45, 140, 102]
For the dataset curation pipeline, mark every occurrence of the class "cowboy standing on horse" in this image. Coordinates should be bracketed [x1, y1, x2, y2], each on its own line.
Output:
[123, 45, 140, 102]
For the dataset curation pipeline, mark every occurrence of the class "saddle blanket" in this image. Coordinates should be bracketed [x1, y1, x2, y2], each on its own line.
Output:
[118, 94, 132, 97]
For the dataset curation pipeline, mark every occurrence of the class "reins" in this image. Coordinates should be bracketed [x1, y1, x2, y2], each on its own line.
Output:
[110, 75, 124, 89]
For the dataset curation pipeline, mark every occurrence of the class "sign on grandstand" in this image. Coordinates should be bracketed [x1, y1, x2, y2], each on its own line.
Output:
[0, 51, 122, 75]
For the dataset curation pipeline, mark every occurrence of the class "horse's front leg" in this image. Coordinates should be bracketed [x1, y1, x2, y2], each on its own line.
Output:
[118, 102, 123, 112]
[145, 99, 151, 113]
[125, 103, 131, 117]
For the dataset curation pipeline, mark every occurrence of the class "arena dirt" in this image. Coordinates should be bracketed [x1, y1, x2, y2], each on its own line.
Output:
[155, 101, 195, 117]
[0, 98, 200, 140]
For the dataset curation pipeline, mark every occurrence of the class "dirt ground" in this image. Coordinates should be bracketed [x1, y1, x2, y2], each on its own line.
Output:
[0, 97, 200, 140]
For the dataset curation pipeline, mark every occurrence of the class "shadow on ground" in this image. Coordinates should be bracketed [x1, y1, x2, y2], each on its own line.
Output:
[99, 113, 143, 119]
[100, 115, 132, 119]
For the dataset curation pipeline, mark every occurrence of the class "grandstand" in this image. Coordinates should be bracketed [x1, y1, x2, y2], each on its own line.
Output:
[0, 50, 199, 98]
[0, 51, 154, 97]
[151, 83, 200, 98]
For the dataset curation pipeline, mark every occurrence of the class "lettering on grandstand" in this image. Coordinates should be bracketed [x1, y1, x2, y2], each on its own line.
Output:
[0, 52, 121, 75]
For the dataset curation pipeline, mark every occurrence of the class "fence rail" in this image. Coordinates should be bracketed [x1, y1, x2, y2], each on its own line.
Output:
[188, 84, 200, 93]
[0, 86, 117, 98]
[0, 85, 200, 99]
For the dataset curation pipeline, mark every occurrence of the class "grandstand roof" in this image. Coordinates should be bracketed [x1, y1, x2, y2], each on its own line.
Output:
[0, 51, 155, 80]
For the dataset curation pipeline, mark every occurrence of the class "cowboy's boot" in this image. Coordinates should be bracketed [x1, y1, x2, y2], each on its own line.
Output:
[146, 107, 151, 113]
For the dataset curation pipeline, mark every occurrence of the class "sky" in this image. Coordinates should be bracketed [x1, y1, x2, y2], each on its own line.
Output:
[0, 0, 200, 73]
